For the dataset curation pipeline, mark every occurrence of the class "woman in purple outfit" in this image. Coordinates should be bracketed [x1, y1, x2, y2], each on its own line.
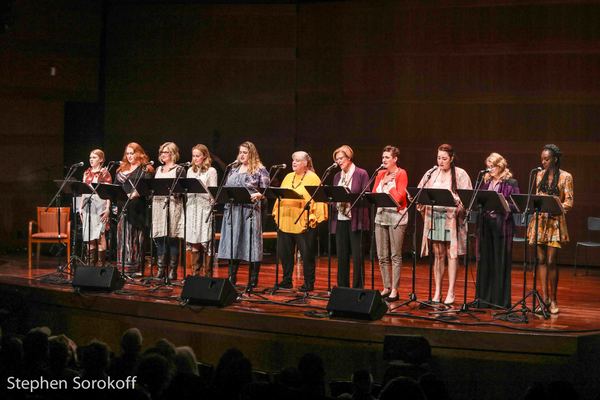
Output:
[476, 152, 520, 308]
[331, 145, 370, 288]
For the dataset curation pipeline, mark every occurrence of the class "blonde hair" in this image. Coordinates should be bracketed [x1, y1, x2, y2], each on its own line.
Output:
[90, 149, 105, 164]
[332, 145, 354, 161]
[484, 152, 513, 182]
[239, 141, 263, 174]
[292, 151, 315, 172]
[191, 144, 212, 173]
[158, 142, 180, 164]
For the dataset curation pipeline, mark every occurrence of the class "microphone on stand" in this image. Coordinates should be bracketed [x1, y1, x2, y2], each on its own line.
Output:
[178, 161, 192, 167]
[426, 165, 438, 177]
[376, 163, 386, 171]
[479, 168, 491, 174]
[325, 162, 339, 172]
[71, 161, 85, 168]
[531, 166, 542, 172]
[227, 160, 241, 168]
[271, 164, 287, 169]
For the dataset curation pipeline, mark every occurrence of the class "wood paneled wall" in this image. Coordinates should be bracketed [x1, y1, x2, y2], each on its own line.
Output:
[104, 1, 600, 265]
[0, 0, 101, 249]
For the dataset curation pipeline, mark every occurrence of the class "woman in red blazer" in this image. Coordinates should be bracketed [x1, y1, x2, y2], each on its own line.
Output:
[372, 145, 408, 302]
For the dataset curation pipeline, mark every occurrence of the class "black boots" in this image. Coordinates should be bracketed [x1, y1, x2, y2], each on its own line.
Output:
[229, 260, 239, 286]
[247, 262, 261, 290]
[156, 255, 166, 279]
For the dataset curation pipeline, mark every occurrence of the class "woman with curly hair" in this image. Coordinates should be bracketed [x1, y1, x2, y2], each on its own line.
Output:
[115, 142, 154, 275]
[218, 141, 270, 289]
[527, 144, 573, 314]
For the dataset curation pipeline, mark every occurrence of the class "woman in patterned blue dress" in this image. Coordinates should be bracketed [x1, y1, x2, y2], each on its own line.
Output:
[218, 141, 270, 289]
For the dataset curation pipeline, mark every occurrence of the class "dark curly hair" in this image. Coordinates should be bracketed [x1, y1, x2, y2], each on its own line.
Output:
[538, 144, 561, 195]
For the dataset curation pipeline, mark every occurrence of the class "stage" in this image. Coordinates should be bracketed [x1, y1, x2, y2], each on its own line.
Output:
[1, 254, 600, 399]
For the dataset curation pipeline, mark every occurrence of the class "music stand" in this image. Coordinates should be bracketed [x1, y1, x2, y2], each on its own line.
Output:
[179, 178, 209, 278]
[54, 180, 93, 267]
[96, 183, 131, 280]
[264, 187, 303, 294]
[142, 178, 182, 287]
[433, 189, 510, 318]
[209, 186, 255, 292]
[414, 188, 456, 311]
[363, 192, 400, 292]
[305, 185, 354, 292]
[494, 194, 563, 322]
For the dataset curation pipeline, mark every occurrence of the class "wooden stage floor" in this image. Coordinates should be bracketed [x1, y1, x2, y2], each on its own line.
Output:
[1, 254, 600, 399]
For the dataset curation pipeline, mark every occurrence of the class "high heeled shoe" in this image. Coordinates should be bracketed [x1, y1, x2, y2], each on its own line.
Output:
[549, 301, 560, 314]
[380, 290, 391, 298]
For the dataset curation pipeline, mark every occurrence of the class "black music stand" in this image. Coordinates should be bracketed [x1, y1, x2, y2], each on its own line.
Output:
[143, 178, 183, 288]
[433, 189, 510, 318]
[54, 180, 94, 269]
[179, 178, 210, 278]
[209, 186, 254, 292]
[494, 194, 563, 322]
[415, 188, 456, 311]
[96, 183, 131, 280]
[363, 192, 400, 293]
[305, 185, 354, 293]
[264, 187, 303, 294]
[391, 187, 433, 310]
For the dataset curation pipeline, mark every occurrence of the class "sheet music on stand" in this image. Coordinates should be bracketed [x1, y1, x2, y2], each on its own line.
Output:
[457, 189, 511, 214]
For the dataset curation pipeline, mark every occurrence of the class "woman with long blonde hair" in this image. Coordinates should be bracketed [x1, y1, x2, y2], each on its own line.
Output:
[186, 144, 218, 276]
[217, 141, 270, 289]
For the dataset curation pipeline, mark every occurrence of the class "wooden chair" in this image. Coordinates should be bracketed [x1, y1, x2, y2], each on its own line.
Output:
[28, 207, 71, 270]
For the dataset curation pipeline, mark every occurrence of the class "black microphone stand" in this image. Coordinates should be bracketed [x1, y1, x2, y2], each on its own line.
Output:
[431, 170, 487, 319]
[117, 164, 149, 282]
[295, 164, 337, 293]
[46, 163, 82, 275]
[346, 165, 383, 290]
[391, 168, 441, 311]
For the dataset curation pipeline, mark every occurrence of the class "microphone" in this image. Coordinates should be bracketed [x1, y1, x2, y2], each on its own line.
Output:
[71, 161, 84, 168]
[227, 160, 240, 168]
[272, 164, 287, 169]
[178, 161, 191, 167]
[325, 162, 339, 171]
[426, 165, 438, 176]
[479, 168, 491, 173]
[531, 166, 542, 172]
[376, 164, 386, 171]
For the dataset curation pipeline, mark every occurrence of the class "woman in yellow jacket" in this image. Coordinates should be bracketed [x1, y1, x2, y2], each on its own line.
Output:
[273, 151, 328, 292]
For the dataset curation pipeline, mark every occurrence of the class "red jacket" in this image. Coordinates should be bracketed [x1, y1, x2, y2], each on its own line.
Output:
[372, 168, 408, 210]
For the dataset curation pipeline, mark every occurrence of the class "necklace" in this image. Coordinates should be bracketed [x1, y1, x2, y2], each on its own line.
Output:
[291, 172, 306, 189]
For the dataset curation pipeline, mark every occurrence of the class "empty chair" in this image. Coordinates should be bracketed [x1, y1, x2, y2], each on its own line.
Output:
[574, 217, 600, 276]
[28, 207, 71, 271]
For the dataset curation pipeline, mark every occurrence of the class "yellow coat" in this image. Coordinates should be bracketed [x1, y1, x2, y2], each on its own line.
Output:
[272, 170, 328, 234]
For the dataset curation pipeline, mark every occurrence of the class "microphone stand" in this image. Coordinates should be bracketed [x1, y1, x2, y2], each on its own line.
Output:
[151, 165, 187, 290]
[431, 170, 487, 319]
[391, 168, 440, 310]
[46, 164, 81, 275]
[346, 165, 383, 290]
[117, 164, 149, 281]
[294, 164, 337, 292]
[208, 163, 236, 286]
